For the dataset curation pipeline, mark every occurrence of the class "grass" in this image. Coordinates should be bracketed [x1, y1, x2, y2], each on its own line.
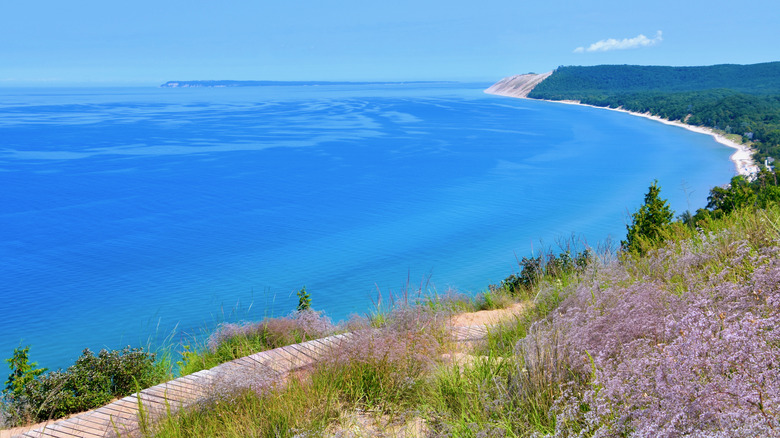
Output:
[152, 305, 452, 437]
[10, 204, 779, 436]
[144, 205, 780, 437]
[177, 309, 337, 376]
[144, 244, 592, 437]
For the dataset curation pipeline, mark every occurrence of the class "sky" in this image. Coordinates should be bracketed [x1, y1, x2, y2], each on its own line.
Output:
[1, 0, 778, 86]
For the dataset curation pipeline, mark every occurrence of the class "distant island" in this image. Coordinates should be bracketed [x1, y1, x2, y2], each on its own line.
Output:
[486, 61, 780, 165]
[160, 80, 450, 88]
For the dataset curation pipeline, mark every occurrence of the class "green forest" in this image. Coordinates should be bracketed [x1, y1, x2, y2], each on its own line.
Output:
[528, 62, 780, 163]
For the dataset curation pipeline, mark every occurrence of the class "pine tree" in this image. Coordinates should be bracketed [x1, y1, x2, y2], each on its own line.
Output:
[622, 180, 674, 253]
[296, 286, 312, 311]
[4, 345, 45, 399]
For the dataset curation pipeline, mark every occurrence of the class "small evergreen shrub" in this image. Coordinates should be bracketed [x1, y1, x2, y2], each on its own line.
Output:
[296, 286, 312, 311]
[493, 248, 590, 298]
[622, 180, 674, 253]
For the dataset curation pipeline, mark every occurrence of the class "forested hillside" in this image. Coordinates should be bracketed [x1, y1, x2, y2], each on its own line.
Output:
[528, 62, 780, 162]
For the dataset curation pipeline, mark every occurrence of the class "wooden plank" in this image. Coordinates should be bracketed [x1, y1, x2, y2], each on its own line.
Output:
[58, 414, 113, 436]
[23, 424, 80, 438]
[235, 356, 281, 379]
[44, 421, 105, 438]
[278, 345, 313, 368]
[243, 352, 282, 373]
[141, 384, 189, 405]
[136, 391, 174, 408]
[148, 379, 200, 396]
[54, 416, 107, 433]
[93, 404, 138, 424]
[142, 383, 195, 403]
[229, 356, 259, 369]
[261, 348, 298, 373]
[244, 351, 271, 365]
[133, 392, 175, 415]
[326, 333, 354, 351]
[264, 346, 296, 362]
[176, 373, 213, 390]
[191, 369, 216, 380]
[93, 406, 136, 423]
[72, 410, 118, 430]
[173, 375, 214, 395]
[19, 430, 62, 438]
[310, 337, 339, 352]
[298, 339, 330, 358]
[14, 323, 503, 438]
[471, 326, 488, 338]
[285, 342, 318, 361]
[114, 396, 145, 412]
[159, 379, 210, 400]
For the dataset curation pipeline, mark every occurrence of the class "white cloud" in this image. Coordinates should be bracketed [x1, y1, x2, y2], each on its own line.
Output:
[574, 31, 663, 53]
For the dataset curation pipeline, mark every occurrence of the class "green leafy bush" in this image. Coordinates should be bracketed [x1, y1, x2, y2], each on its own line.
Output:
[2, 346, 166, 425]
[494, 248, 590, 298]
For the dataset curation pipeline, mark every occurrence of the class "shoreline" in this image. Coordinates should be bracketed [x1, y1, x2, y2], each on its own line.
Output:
[485, 88, 759, 177]
[544, 99, 759, 176]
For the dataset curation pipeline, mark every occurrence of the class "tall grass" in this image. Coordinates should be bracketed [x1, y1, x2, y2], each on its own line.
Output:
[151, 305, 450, 437]
[178, 309, 336, 376]
[153, 377, 342, 438]
[528, 206, 780, 436]
[128, 207, 780, 437]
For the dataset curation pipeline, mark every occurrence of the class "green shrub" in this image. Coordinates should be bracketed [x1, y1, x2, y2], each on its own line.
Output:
[493, 248, 590, 298]
[622, 180, 674, 254]
[2, 345, 47, 425]
[296, 286, 312, 311]
[2, 346, 167, 425]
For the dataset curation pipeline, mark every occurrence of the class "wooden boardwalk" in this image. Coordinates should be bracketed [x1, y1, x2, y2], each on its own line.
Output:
[12, 326, 488, 438]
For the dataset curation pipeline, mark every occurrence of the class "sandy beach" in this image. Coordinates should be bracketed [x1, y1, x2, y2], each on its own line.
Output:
[483, 72, 759, 177]
[542, 99, 759, 177]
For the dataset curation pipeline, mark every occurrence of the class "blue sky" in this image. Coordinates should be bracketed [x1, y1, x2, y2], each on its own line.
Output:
[1, 0, 777, 85]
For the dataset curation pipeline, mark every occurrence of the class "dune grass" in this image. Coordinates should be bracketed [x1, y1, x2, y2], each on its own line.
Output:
[9, 201, 778, 436]
[177, 309, 338, 376]
[145, 205, 780, 437]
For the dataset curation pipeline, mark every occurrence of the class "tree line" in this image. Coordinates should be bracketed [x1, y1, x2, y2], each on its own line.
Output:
[528, 62, 780, 163]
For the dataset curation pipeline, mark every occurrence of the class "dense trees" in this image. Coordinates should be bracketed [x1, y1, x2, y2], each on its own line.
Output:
[694, 167, 780, 222]
[529, 62, 780, 163]
[531, 63, 780, 96]
[621, 168, 780, 254]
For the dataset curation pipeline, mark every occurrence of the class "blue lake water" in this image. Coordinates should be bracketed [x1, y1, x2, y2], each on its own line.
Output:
[0, 83, 735, 372]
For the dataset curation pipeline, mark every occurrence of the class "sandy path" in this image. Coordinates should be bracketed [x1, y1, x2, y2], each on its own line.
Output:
[450, 302, 526, 327]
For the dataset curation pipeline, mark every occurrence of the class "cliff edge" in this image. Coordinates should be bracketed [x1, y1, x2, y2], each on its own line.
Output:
[483, 71, 552, 98]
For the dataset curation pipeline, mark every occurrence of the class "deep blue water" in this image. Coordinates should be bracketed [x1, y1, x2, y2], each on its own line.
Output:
[0, 83, 735, 372]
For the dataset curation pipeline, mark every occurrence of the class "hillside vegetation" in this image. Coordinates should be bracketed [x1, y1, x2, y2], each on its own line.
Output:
[6, 173, 780, 436]
[6, 64, 780, 435]
[143, 170, 780, 437]
[528, 62, 780, 162]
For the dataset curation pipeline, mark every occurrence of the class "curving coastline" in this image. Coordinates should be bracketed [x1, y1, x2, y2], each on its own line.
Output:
[484, 76, 759, 177]
[538, 99, 758, 176]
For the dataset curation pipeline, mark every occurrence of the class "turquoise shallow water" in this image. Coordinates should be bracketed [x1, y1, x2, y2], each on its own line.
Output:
[0, 83, 735, 372]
